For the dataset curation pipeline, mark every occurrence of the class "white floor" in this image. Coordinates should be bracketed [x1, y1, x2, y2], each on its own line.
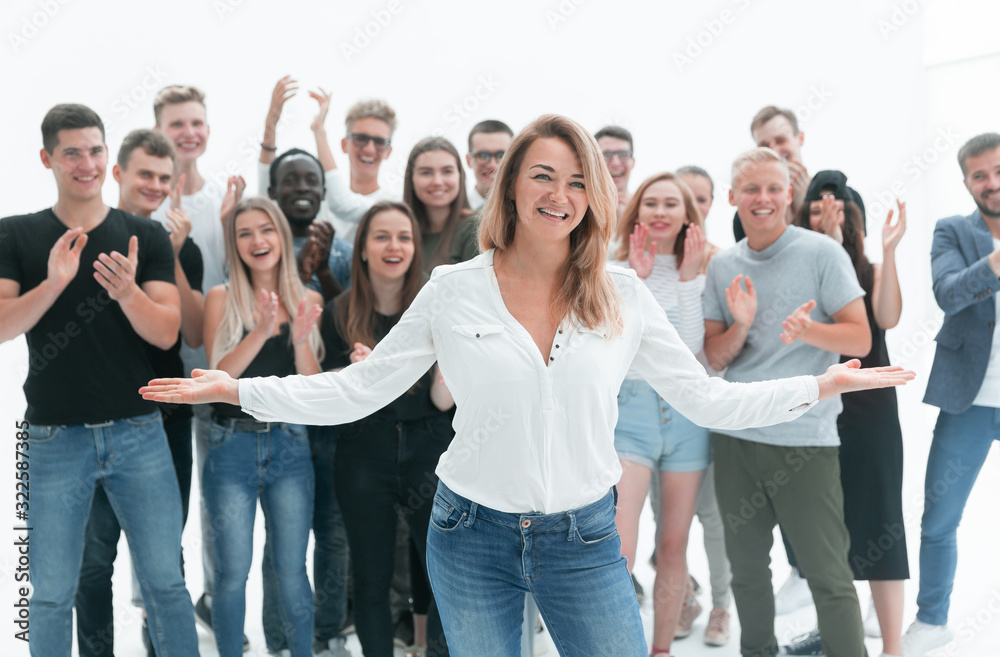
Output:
[1, 336, 999, 656]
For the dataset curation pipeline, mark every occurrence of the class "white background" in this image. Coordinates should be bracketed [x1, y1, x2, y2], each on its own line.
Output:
[1, 0, 999, 655]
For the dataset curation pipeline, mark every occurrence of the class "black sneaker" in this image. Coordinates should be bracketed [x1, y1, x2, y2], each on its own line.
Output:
[193, 593, 251, 652]
[778, 629, 824, 655]
[631, 573, 645, 603]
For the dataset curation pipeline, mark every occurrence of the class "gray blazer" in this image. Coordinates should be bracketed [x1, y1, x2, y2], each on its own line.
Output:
[924, 209, 1000, 413]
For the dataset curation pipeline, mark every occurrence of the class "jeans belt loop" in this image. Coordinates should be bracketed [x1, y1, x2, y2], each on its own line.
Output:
[465, 501, 478, 528]
[84, 419, 115, 428]
[567, 509, 578, 542]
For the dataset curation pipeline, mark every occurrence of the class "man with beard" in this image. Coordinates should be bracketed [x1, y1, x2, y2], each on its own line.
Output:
[902, 132, 1000, 657]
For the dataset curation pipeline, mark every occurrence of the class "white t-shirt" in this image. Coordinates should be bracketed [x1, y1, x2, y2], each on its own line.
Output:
[972, 237, 1000, 407]
[239, 250, 818, 513]
[467, 183, 487, 211]
[323, 168, 397, 244]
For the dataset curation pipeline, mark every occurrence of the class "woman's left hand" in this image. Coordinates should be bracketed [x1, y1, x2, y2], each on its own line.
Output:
[816, 359, 915, 400]
[677, 224, 706, 282]
[883, 199, 906, 254]
[140, 368, 240, 405]
[350, 342, 373, 363]
[291, 298, 322, 345]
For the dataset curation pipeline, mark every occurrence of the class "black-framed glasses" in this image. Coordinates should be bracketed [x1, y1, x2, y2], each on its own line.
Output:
[602, 150, 633, 162]
[346, 132, 391, 151]
[470, 150, 505, 164]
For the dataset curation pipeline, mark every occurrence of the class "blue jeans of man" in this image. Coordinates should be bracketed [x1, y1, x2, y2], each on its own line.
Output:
[203, 418, 314, 657]
[27, 412, 196, 657]
[426, 482, 647, 657]
[75, 414, 193, 657]
[917, 405, 1000, 625]
[262, 424, 349, 653]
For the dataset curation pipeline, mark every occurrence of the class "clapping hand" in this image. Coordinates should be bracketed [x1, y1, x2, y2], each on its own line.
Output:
[164, 174, 191, 257]
[46, 227, 88, 292]
[350, 342, 373, 364]
[310, 88, 331, 134]
[252, 289, 280, 338]
[268, 75, 298, 126]
[725, 274, 757, 329]
[93, 235, 140, 302]
[883, 199, 906, 254]
[291, 298, 322, 345]
[780, 300, 816, 345]
[677, 224, 706, 282]
[220, 175, 246, 224]
[628, 223, 656, 279]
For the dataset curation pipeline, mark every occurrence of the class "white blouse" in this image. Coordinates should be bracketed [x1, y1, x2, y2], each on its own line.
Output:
[239, 250, 818, 513]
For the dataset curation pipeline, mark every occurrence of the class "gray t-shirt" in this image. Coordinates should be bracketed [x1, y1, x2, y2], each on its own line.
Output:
[703, 225, 864, 446]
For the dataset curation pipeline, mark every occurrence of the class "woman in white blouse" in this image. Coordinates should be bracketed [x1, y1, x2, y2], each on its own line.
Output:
[143, 114, 913, 657]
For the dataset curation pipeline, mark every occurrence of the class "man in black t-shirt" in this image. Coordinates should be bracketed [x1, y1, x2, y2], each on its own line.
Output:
[73, 129, 205, 657]
[0, 105, 198, 657]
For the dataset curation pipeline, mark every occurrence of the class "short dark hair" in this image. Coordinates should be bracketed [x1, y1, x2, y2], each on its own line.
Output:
[958, 133, 1000, 177]
[676, 165, 714, 196]
[467, 119, 514, 152]
[41, 104, 105, 154]
[269, 148, 326, 189]
[750, 105, 799, 137]
[117, 129, 174, 169]
[594, 125, 633, 152]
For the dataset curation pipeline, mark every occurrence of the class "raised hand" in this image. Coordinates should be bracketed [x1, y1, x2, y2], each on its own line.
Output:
[780, 299, 816, 345]
[677, 224, 706, 282]
[725, 274, 757, 329]
[350, 342, 373, 364]
[169, 173, 187, 211]
[297, 238, 320, 284]
[310, 88, 331, 134]
[628, 223, 656, 279]
[817, 196, 844, 244]
[268, 75, 298, 126]
[220, 175, 246, 224]
[816, 359, 915, 400]
[164, 207, 192, 256]
[291, 298, 322, 345]
[309, 220, 334, 272]
[252, 289, 280, 338]
[93, 235, 140, 302]
[140, 368, 239, 405]
[47, 227, 89, 292]
[882, 199, 906, 254]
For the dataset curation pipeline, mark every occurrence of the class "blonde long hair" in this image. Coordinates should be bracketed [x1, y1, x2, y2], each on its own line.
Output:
[478, 114, 623, 335]
[210, 197, 323, 367]
[612, 172, 704, 262]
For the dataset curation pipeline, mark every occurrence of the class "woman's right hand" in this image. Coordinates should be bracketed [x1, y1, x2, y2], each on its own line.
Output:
[267, 75, 298, 126]
[252, 289, 280, 338]
[816, 359, 915, 400]
[350, 342, 373, 364]
[628, 223, 655, 279]
[140, 368, 240, 405]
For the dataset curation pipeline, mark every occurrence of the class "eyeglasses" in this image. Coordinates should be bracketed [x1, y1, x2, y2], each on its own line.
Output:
[602, 150, 633, 163]
[470, 150, 505, 164]
[346, 132, 391, 151]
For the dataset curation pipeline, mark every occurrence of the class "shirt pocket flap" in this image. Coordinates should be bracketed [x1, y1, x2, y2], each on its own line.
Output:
[451, 324, 505, 339]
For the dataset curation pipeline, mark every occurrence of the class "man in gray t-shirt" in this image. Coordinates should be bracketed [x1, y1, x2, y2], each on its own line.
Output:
[703, 148, 870, 657]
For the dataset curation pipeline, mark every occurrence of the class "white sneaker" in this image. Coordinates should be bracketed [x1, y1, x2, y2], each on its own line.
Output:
[316, 636, 352, 657]
[775, 568, 814, 615]
[864, 594, 882, 638]
[901, 620, 952, 657]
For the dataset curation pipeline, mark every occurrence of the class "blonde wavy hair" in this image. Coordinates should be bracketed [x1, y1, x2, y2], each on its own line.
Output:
[210, 197, 323, 367]
[478, 114, 622, 335]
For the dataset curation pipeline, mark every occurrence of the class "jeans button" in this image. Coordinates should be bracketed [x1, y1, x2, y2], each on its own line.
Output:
[521, 519, 531, 528]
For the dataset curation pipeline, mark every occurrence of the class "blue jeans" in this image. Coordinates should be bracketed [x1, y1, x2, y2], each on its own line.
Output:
[917, 405, 1000, 625]
[203, 418, 314, 657]
[426, 482, 646, 657]
[75, 414, 193, 656]
[27, 412, 196, 657]
[263, 424, 349, 653]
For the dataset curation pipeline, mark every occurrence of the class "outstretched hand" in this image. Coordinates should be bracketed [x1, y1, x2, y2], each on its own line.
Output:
[816, 359, 915, 400]
[140, 368, 240, 405]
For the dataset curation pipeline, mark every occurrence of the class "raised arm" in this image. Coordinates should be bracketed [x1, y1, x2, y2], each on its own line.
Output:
[931, 217, 1000, 316]
[259, 76, 298, 167]
[310, 88, 338, 173]
[872, 200, 905, 330]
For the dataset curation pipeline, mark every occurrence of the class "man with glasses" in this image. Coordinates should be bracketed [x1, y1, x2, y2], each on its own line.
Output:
[260, 77, 398, 244]
[595, 125, 636, 220]
[451, 120, 515, 264]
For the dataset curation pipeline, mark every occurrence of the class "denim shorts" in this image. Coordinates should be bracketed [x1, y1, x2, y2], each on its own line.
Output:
[614, 378, 710, 472]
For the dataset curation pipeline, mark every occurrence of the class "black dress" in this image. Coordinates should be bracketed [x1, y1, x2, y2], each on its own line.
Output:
[838, 262, 909, 580]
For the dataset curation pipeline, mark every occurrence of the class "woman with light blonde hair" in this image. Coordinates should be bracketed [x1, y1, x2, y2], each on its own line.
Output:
[202, 196, 324, 657]
[144, 115, 914, 657]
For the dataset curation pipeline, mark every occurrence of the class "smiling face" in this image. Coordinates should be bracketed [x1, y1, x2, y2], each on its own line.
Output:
[362, 209, 415, 283]
[597, 135, 633, 194]
[511, 137, 588, 245]
[115, 149, 173, 217]
[342, 116, 392, 181]
[467, 131, 512, 195]
[41, 126, 107, 203]
[412, 149, 461, 210]
[730, 161, 792, 248]
[157, 101, 209, 164]
[235, 209, 282, 273]
[752, 115, 803, 163]
[963, 145, 1000, 219]
[637, 179, 687, 250]
[272, 155, 325, 227]
[680, 173, 713, 221]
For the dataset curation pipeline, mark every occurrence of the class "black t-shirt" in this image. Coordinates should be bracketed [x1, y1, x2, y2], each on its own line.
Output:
[321, 292, 439, 422]
[212, 322, 297, 420]
[0, 208, 176, 425]
[143, 236, 203, 425]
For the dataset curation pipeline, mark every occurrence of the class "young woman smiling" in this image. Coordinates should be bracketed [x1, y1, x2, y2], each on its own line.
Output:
[201, 197, 323, 657]
[143, 115, 914, 657]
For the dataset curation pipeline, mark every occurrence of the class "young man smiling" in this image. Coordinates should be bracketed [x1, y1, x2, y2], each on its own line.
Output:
[0, 104, 196, 657]
[702, 148, 870, 657]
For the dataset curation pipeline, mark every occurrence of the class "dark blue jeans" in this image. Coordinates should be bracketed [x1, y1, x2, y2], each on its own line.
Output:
[336, 413, 453, 657]
[75, 415, 193, 657]
[263, 425, 350, 653]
